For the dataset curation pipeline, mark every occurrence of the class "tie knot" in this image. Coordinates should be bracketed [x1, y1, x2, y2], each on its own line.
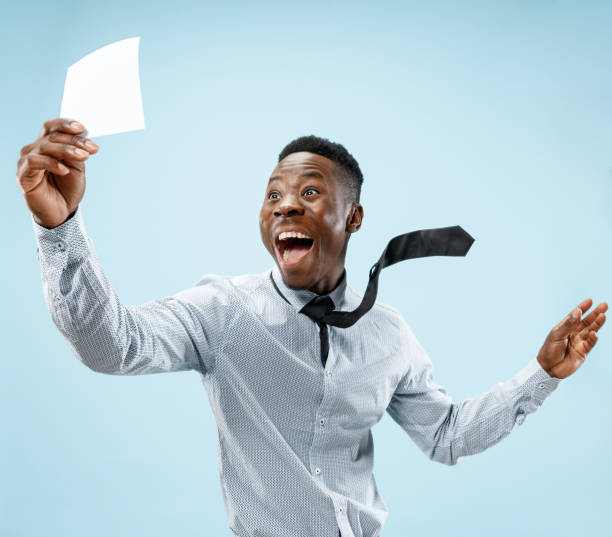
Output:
[300, 295, 335, 323]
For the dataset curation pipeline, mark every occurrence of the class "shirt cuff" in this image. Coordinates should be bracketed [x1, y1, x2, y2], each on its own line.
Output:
[32, 205, 93, 272]
[505, 356, 562, 421]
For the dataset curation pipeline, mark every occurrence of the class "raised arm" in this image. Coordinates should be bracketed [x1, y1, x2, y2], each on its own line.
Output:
[18, 118, 228, 376]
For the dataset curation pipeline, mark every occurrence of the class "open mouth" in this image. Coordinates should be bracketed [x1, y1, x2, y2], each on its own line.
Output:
[276, 232, 315, 266]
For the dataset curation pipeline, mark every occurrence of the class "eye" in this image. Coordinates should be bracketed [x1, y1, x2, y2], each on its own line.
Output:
[304, 188, 319, 197]
[268, 191, 280, 200]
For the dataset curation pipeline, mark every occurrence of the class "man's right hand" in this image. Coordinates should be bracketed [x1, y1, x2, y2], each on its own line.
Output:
[16, 118, 99, 229]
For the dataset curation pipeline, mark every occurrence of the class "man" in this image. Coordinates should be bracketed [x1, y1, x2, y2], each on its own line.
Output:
[17, 118, 607, 537]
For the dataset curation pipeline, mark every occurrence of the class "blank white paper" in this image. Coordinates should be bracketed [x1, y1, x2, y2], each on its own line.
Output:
[60, 37, 145, 138]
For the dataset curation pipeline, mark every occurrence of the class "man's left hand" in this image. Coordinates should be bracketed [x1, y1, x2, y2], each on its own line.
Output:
[537, 298, 608, 379]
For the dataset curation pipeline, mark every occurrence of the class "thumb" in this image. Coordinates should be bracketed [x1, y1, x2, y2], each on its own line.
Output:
[549, 306, 582, 341]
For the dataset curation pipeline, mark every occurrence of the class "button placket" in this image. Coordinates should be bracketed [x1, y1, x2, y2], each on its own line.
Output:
[334, 497, 349, 536]
[310, 347, 334, 482]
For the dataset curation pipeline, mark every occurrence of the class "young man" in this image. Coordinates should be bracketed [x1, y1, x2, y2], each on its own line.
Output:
[17, 119, 607, 537]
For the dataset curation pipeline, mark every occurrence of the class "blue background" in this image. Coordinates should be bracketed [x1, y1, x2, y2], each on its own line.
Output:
[1, 1, 611, 536]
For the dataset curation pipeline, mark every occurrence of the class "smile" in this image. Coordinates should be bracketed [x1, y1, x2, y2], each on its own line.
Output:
[275, 231, 315, 266]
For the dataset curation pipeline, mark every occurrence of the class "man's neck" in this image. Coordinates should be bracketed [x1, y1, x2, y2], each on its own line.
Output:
[305, 268, 346, 296]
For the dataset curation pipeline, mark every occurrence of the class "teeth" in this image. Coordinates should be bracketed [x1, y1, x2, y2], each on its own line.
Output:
[278, 231, 311, 241]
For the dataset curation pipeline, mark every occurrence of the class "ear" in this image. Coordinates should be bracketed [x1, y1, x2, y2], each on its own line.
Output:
[346, 203, 364, 233]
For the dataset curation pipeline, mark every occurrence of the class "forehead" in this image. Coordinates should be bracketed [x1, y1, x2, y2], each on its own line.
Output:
[269, 151, 342, 183]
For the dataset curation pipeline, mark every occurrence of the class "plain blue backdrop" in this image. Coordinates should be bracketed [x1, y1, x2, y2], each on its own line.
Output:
[1, 1, 611, 536]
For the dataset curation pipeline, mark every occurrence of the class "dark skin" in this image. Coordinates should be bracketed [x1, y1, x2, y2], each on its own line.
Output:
[16, 118, 97, 229]
[16, 119, 608, 379]
[259, 151, 363, 295]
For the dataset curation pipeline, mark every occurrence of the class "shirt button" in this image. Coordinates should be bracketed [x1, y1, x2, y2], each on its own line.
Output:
[326, 371, 332, 377]
[515, 413, 525, 425]
[55, 241, 66, 252]
[538, 383, 545, 389]
[338, 507, 343, 512]
[314, 467, 321, 475]
[319, 419, 325, 426]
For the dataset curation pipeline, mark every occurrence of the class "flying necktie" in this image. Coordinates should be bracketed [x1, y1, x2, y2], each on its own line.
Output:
[300, 225, 475, 366]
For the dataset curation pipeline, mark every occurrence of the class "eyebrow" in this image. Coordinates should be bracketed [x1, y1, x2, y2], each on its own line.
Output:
[267, 171, 325, 185]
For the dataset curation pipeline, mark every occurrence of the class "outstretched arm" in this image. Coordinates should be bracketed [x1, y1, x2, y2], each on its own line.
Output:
[386, 300, 607, 465]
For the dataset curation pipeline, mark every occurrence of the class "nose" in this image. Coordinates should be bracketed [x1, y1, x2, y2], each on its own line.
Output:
[274, 193, 304, 217]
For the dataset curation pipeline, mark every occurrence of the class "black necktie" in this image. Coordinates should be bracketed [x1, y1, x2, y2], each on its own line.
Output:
[300, 225, 475, 366]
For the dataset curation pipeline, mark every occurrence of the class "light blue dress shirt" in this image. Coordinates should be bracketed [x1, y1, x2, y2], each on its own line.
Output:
[32, 206, 562, 537]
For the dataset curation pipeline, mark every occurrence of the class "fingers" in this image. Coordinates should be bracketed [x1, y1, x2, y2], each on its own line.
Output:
[38, 140, 92, 163]
[575, 298, 594, 317]
[578, 302, 608, 332]
[40, 118, 87, 138]
[16, 141, 91, 190]
[570, 307, 606, 361]
[17, 118, 99, 196]
[574, 329, 599, 359]
[578, 311, 607, 339]
[61, 157, 86, 173]
[18, 153, 69, 177]
[20, 143, 34, 157]
[16, 154, 69, 194]
[549, 299, 592, 341]
[47, 132, 98, 154]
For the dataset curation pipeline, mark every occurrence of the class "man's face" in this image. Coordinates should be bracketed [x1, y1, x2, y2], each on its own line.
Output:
[259, 151, 363, 294]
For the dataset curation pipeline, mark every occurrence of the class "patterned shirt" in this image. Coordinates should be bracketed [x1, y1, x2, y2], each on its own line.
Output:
[32, 206, 562, 537]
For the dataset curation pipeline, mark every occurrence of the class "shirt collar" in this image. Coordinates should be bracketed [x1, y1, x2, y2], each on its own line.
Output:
[270, 264, 348, 312]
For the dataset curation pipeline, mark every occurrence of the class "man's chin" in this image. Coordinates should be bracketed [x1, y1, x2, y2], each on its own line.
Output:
[277, 263, 315, 290]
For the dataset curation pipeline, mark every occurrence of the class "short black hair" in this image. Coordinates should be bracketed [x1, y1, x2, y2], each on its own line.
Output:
[278, 135, 363, 202]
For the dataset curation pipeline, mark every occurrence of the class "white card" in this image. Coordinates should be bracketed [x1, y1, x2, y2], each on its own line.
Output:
[60, 37, 145, 138]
